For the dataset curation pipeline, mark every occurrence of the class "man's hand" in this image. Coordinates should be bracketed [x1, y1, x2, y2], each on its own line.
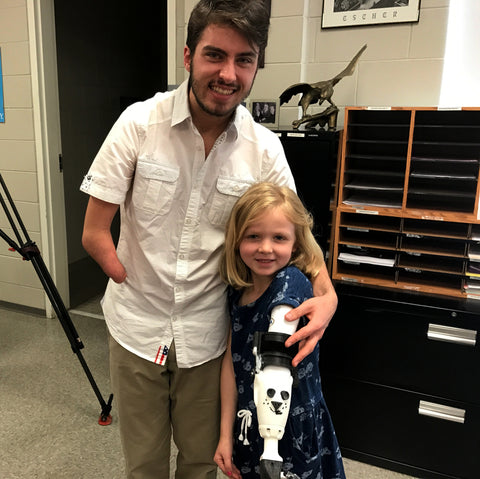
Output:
[284, 265, 337, 366]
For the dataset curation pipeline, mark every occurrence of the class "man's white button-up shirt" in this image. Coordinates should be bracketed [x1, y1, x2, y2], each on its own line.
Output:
[80, 80, 295, 368]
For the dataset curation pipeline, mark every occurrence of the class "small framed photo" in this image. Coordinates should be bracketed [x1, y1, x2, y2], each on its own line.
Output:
[322, 0, 421, 29]
[248, 99, 279, 128]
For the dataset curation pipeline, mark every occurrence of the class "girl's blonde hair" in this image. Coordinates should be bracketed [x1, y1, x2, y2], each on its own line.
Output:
[219, 182, 324, 289]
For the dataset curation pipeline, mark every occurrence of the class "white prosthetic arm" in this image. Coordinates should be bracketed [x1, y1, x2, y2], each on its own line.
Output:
[253, 304, 300, 479]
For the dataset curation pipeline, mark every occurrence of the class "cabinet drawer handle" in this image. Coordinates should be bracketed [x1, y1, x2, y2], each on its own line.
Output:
[418, 400, 465, 424]
[427, 323, 477, 346]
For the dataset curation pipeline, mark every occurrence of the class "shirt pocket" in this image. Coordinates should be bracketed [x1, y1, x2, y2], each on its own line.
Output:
[133, 161, 179, 216]
[208, 177, 253, 226]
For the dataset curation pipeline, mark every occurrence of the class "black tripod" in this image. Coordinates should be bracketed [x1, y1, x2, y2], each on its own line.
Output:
[0, 173, 113, 425]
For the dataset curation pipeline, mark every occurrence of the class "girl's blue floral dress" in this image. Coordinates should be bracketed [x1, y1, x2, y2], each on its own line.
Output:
[229, 265, 346, 479]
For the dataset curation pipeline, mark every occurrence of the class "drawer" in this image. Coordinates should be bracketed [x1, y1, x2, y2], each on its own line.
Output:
[322, 376, 480, 479]
[320, 292, 480, 403]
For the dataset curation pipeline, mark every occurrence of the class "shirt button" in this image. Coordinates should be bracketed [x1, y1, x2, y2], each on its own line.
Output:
[179, 254, 184, 260]
[172, 316, 177, 322]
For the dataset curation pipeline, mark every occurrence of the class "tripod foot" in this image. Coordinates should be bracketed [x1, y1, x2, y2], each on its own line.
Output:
[98, 393, 114, 425]
[98, 413, 112, 426]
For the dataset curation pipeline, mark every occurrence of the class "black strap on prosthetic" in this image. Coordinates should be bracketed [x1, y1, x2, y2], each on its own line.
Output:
[253, 331, 298, 374]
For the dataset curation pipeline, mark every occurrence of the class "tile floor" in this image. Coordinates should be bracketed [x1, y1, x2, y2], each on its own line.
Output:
[0, 296, 418, 478]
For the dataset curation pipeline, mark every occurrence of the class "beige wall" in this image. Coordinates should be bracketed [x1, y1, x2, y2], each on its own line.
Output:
[0, 0, 46, 309]
[0, 0, 455, 310]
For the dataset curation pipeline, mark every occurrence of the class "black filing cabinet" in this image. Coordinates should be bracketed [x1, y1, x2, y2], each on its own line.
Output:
[277, 129, 339, 256]
[320, 284, 480, 478]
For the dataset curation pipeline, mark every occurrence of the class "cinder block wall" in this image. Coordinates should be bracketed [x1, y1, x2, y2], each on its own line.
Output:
[0, 0, 45, 308]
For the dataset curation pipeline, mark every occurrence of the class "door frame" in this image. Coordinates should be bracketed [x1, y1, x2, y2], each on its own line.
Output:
[27, 0, 69, 314]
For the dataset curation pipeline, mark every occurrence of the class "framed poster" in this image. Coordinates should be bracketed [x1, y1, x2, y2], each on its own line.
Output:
[249, 99, 279, 129]
[322, 0, 421, 29]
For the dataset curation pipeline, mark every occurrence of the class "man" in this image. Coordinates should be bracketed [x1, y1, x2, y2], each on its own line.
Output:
[265, 103, 276, 123]
[81, 1, 337, 478]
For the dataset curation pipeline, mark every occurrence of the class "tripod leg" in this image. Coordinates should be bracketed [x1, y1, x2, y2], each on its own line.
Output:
[0, 173, 113, 424]
[31, 255, 113, 424]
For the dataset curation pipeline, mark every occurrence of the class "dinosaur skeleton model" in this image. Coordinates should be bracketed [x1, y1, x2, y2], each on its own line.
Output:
[279, 44, 367, 130]
[253, 304, 300, 479]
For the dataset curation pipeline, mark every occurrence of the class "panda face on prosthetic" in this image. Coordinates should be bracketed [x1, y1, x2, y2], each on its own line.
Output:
[264, 387, 290, 415]
[254, 365, 293, 440]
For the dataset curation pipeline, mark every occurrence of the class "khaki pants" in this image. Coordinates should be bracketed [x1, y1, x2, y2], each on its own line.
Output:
[109, 334, 222, 479]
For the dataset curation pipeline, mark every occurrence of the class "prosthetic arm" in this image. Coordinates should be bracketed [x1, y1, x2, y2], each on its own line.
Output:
[252, 304, 300, 479]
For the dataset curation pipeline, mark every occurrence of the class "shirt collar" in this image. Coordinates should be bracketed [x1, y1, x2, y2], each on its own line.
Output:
[229, 106, 244, 141]
[171, 80, 191, 127]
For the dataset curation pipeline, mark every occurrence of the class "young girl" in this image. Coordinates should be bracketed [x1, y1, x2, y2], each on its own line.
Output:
[214, 182, 345, 479]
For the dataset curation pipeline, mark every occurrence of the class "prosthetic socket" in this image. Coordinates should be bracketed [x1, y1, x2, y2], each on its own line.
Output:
[253, 304, 300, 479]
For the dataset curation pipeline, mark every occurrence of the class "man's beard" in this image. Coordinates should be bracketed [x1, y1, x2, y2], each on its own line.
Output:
[188, 60, 256, 118]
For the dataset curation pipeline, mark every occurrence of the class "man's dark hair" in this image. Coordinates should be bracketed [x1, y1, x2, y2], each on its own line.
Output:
[186, 0, 270, 58]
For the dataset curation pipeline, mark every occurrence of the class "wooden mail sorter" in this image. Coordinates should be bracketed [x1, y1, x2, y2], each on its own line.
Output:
[331, 107, 480, 298]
